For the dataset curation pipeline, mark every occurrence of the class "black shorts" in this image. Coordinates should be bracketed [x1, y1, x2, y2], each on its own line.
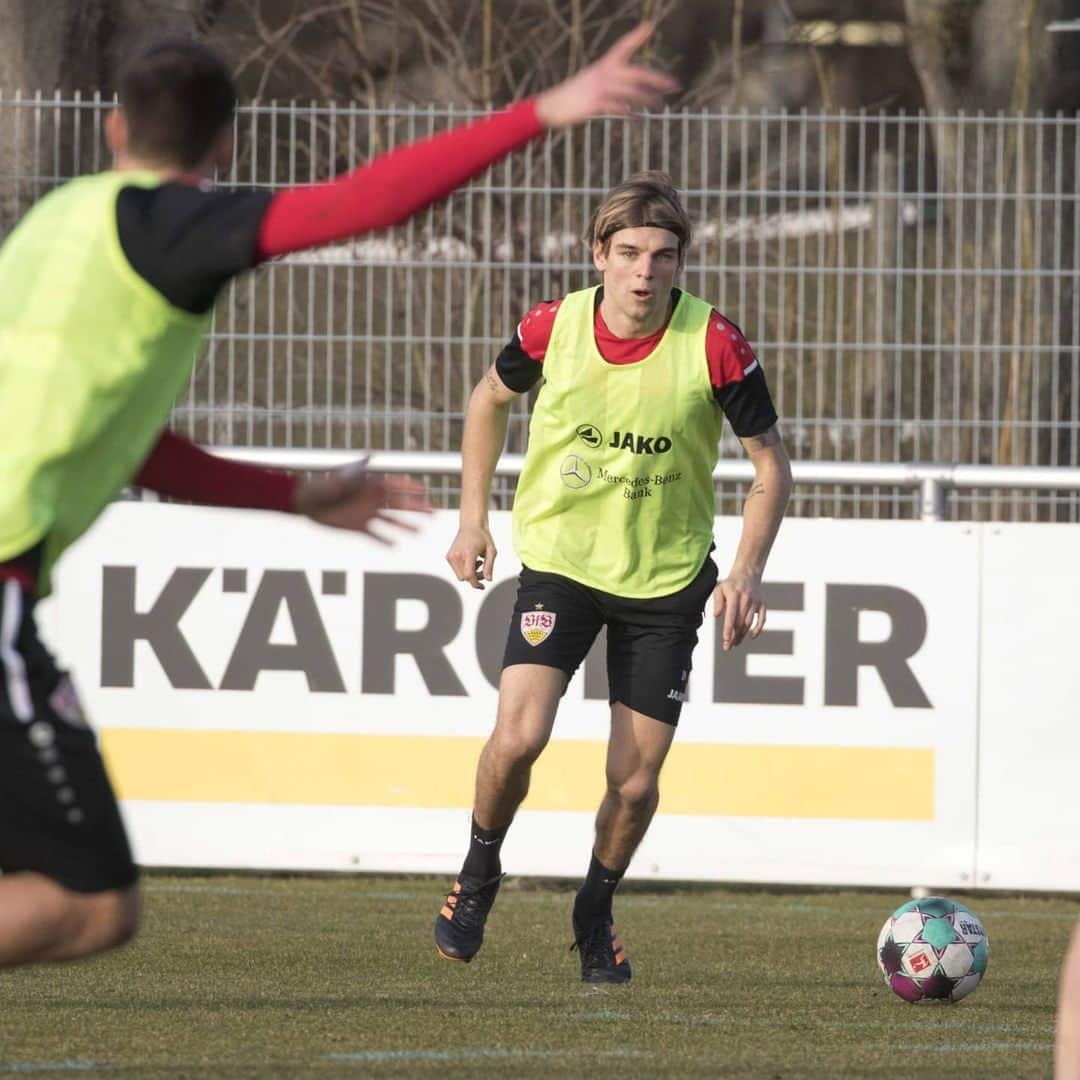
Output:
[0, 580, 137, 893]
[501, 558, 719, 726]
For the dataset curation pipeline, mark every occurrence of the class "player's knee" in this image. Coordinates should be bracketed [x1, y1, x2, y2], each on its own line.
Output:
[491, 702, 552, 765]
[608, 771, 659, 812]
[491, 723, 548, 767]
[101, 886, 141, 949]
[70, 885, 142, 955]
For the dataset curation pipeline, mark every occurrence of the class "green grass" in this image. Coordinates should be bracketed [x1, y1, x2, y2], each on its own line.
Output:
[0, 875, 1075, 1078]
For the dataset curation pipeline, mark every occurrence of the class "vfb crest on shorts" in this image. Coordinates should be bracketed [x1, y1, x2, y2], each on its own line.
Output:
[520, 610, 557, 646]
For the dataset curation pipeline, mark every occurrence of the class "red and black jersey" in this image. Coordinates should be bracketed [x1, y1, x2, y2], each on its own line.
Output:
[495, 288, 778, 439]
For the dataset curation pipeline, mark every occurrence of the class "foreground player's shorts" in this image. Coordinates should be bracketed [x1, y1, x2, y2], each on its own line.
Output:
[500, 557, 719, 726]
[0, 580, 138, 893]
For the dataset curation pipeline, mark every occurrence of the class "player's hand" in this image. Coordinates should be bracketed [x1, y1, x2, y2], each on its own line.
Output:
[446, 524, 497, 590]
[534, 22, 678, 128]
[294, 458, 431, 545]
[713, 570, 766, 652]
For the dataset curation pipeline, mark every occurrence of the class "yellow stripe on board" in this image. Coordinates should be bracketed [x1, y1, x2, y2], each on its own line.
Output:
[101, 729, 934, 821]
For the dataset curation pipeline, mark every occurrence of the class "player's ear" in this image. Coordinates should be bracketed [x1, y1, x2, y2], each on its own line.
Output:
[211, 128, 234, 173]
[592, 240, 608, 272]
[105, 108, 128, 156]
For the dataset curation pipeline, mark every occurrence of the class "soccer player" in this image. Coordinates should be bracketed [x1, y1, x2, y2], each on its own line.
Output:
[0, 30, 676, 970]
[435, 172, 792, 983]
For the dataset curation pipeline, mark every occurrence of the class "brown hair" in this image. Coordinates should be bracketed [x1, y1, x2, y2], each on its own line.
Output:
[118, 39, 236, 170]
[585, 171, 692, 258]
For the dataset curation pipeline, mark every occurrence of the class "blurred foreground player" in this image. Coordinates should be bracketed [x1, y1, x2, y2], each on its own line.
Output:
[434, 172, 791, 982]
[0, 29, 676, 969]
[1056, 925, 1080, 1078]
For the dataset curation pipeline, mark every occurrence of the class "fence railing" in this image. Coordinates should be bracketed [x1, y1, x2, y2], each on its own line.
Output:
[212, 448, 1080, 524]
[2, 95, 1079, 520]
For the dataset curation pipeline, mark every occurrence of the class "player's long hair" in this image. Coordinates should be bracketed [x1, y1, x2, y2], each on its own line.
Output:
[586, 172, 692, 261]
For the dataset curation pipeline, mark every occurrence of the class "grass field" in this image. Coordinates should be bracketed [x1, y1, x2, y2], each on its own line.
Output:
[0, 875, 1076, 1078]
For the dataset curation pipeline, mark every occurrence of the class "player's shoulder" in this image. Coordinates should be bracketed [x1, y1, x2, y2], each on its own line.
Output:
[114, 181, 273, 314]
[704, 307, 759, 385]
[518, 296, 564, 332]
[706, 307, 751, 346]
[515, 296, 565, 360]
[117, 181, 271, 230]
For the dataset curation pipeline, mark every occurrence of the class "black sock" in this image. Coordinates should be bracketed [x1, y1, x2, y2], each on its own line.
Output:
[460, 816, 508, 881]
[574, 853, 625, 922]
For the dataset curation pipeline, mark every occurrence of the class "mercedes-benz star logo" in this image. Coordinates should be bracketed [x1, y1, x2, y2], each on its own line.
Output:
[560, 454, 592, 489]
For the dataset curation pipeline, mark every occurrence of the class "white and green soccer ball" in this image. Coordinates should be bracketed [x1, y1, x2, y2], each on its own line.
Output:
[876, 896, 989, 1003]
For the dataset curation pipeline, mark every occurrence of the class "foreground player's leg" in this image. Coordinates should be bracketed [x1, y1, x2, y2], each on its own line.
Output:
[434, 664, 566, 963]
[0, 875, 139, 966]
[572, 703, 675, 984]
[0, 581, 141, 968]
[1055, 922, 1080, 1079]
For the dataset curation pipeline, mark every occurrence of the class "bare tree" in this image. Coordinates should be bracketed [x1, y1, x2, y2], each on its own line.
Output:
[215, 0, 688, 108]
[0, 0, 225, 93]
[0, 0, 223, 231]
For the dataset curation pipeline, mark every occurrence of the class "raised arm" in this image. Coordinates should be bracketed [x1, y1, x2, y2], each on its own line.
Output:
[256, 22, 676, 260]
[446, 364, 520, 589]
[713, 425, 793, 651]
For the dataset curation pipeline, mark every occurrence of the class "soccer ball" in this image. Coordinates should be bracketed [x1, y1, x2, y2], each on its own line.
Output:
[876, 896, 989, 1004]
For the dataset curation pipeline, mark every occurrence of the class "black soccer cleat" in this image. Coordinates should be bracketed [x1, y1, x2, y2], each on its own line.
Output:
[571, 915, 632, 984]
[434, 873, 503, 963]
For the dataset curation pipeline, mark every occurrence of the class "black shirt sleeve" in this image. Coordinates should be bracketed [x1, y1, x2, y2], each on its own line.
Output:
[713, 367, 778, 439]
[115, 183, 274, 314]
[494, 331, 544, 393]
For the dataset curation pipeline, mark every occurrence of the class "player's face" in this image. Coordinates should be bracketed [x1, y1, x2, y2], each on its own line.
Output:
[593, 226, 682, 334]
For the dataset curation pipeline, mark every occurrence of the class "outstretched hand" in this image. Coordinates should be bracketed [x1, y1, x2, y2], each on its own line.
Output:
[713, 571, 767, 652]
[534, 22, 678, 128]
[294, 459, 431, 545]
[446, 523, 497, 590]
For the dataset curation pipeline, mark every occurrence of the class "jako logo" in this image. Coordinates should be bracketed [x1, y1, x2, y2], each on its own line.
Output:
[576, 424, 603, 448]
[98, 568, 932, 708]
[608, 430, 672, 454]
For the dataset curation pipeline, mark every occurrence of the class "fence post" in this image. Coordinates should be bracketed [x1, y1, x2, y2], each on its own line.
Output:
[920, 476, 946, 521]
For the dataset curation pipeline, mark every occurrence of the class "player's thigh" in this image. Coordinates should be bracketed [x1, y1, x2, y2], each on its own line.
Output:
[501, 566, 604, 685]
[492, 664, 570, 758]
[606, 558, 718, 728]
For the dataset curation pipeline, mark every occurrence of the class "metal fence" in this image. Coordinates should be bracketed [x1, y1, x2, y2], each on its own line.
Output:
[2, 93, 1080, 520]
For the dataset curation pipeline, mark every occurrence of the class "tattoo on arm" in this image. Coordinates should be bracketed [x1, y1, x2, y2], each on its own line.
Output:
[742, 426, 782, 452]
[746, 482, 766, 501]
[484, 367, 501, 394]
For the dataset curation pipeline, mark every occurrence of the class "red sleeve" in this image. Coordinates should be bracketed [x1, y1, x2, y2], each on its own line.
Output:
[257, 99, 544, 260]
[706, 311, 760, 390]
[134, 430, 299, 513]
[516, 298, 562, 361]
